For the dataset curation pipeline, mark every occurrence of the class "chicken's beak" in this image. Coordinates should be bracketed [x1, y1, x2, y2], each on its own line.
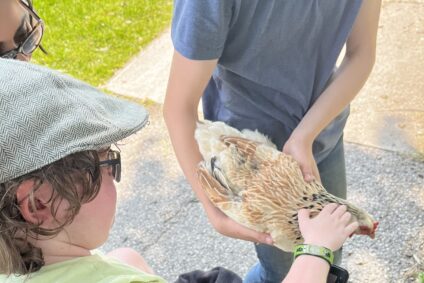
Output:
[373, 221, 379, 231]
[369, 221, 379, 239]
[366, 221, 379, 239]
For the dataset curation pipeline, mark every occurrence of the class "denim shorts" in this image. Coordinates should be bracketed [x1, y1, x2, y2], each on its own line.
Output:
[243, 136, 347, 283]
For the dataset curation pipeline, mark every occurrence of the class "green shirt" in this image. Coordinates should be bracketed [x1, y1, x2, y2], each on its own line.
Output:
[0, 254, 167, 283]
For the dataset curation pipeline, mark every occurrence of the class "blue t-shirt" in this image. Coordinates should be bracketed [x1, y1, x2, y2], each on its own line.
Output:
[172, 0, 362, 162]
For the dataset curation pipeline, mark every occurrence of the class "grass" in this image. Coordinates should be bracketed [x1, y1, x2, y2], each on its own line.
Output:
[32, 0, 173, 86]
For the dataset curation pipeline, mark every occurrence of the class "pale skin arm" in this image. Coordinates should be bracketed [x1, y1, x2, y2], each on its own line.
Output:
[163, 52, 273, 245]
[282, 255, 330, 283]
[283, 0, 382, 182]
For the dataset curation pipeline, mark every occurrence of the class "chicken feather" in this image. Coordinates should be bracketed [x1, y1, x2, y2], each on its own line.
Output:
[195, 120, 378, 252]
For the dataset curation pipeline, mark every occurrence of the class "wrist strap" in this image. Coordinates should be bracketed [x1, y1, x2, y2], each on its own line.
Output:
[293, 244, 334, 266]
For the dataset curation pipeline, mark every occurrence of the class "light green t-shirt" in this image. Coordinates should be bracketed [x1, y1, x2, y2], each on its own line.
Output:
[0, 253, 167, 283]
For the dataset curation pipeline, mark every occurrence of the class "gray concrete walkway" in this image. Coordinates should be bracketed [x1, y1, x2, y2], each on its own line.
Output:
[102, 1, 424, 282]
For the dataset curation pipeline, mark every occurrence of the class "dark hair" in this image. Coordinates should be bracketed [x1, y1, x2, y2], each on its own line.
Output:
[0, 150, 102, 275]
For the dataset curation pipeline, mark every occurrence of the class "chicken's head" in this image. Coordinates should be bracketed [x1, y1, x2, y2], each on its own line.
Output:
[350, 211, 379, 239]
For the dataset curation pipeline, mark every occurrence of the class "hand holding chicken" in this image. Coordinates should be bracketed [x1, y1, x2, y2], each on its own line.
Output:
[195, 120, 378, 252]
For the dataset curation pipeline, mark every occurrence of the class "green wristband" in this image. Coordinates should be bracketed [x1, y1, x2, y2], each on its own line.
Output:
[293, 244, 334, 266]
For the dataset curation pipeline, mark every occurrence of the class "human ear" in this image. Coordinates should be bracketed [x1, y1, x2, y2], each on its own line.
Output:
[16, 179, 53, 226]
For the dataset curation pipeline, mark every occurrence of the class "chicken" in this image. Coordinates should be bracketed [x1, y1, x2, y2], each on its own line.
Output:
[195, 120, 378, 252]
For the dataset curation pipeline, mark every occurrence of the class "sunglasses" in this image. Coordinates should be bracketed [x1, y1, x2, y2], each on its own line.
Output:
[0, 0, 44, 59]
[99, 150, 121, 183]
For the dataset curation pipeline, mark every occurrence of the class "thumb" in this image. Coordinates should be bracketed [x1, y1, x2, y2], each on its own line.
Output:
[242, 228, 273, 245]
[300, 163, 315, 182]
[252, 231, 274, 245]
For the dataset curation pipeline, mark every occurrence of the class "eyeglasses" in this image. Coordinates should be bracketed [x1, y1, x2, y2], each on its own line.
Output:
[99, 150, 121, 183]
[0, 0, 44, 59]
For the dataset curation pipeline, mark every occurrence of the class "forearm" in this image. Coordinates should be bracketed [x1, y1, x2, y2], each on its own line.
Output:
[282, 255, 330, 283]
[293, 51, 375, 142]
[163, 51, 218, 206]
[163, 103, 209, 203]
[293, 0, 381, 142]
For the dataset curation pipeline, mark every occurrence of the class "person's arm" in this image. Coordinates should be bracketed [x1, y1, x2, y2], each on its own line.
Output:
[283, 255, 330, 283]
[163, 51, 273, 245]
[282, 204, 359, 283]
[283, 0, 382, 182]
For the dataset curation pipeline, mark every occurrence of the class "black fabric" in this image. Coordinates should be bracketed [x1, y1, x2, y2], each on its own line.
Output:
[175, 267, 242, 283]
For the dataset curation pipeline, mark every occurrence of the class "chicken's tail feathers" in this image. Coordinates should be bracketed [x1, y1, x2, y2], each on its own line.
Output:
[241, 129, 277, 148]
[195, 120, 243, 161]
[197, 164, 233, 205]
[220, 136, 259, 158]
[195, 120, 242, 141]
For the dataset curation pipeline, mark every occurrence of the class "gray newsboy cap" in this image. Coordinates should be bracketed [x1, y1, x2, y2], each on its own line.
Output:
[0, 59, 149, 183]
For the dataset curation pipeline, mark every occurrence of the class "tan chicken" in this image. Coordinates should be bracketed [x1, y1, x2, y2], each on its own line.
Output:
[195, 120, 378, 252]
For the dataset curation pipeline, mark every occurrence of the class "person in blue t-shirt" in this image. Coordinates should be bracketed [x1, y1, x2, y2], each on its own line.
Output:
[164, 1, 381, 282]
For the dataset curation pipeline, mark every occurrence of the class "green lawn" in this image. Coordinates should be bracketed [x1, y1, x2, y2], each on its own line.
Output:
[32, 0, 173, 86]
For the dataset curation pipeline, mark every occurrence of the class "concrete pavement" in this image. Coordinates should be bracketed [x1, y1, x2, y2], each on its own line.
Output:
[102, 1, 424, 282]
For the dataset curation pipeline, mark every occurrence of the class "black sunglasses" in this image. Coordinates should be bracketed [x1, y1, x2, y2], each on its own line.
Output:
[99, 150, 121, 183]
[0, 0, 44, 59]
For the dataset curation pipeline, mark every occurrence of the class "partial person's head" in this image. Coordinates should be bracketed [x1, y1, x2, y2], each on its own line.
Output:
[0, 0, 44, 61]
[0, 59, 149, 275]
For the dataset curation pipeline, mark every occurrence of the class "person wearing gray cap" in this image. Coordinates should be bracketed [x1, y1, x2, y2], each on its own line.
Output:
[0, 58, 167, 282]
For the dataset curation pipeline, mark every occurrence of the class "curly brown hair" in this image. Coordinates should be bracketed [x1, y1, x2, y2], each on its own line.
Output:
[0, 150, 102, 275]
